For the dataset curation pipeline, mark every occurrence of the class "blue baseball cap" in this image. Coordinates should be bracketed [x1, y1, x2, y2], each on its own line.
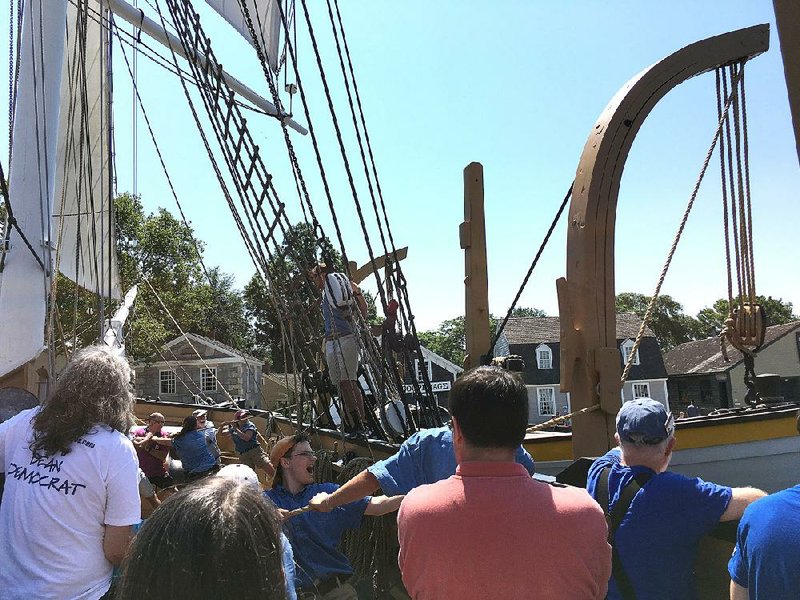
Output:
[616, 399, 675, 444]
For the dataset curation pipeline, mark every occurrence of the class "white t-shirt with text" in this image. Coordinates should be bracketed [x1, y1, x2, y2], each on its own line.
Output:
[0, 407, 140, 599]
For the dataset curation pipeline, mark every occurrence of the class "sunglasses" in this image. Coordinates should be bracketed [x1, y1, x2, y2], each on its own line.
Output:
[288, 451, 316, 459]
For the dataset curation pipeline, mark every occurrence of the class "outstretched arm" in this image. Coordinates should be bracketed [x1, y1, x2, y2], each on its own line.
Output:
[720, 487, 767, 522]
[131, 432, 152, 448]
[364, 495, 404, 516]
[729, 581, 748, 600]
[352, 283, 368, 318]
[308, 470, 380, 512]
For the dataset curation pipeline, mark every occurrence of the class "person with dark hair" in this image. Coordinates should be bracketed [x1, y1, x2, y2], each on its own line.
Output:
[265, 433, 402, 599]
[586, 398, 766, 600]
[115, 476, 286, 599]
[216, 464, 298, 600]
[397, 366, 611, 599]
[0, 345, 140, 599]
[171, 415, 220, 481]
[310, 263, 369, 435]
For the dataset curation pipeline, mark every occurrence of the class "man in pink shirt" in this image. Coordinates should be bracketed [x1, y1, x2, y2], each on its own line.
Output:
[397, 366, 611, 600]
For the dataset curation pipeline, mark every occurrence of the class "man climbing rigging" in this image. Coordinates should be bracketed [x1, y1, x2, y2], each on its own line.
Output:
[310, 263, 369, 435]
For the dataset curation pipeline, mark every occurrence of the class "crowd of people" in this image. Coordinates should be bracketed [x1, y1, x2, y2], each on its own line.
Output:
[1, 345, 799, 599]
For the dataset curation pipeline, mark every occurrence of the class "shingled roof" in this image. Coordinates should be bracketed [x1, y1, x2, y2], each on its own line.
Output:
[664, 321, 800, 376]
[501, 313, 655, 345]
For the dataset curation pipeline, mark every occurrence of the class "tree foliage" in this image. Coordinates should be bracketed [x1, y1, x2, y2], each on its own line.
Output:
[615, 292, 700, 351]
[55, 193, 251, 361]
[509, 307, 548, 318]
[418, 307, 547, 366]
[417, 317, 469, 367]
[243, 222, 346, 371]
[695, 295, 797, 339]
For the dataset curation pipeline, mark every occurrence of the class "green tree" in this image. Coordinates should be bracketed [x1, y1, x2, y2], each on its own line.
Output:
[510, 307, 548, 318]
[615, 292, 700, 351]
[695, 296, 797, 338]
[199, 267, 254, 351]
[55, 193, 251, 361]
[418, 307, 548, 366]
[418, 316, 468, 366]
[243, 222, 344, 371]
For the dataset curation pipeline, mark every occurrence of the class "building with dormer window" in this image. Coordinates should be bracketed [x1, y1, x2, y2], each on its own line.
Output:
[494, 313, 669, 425]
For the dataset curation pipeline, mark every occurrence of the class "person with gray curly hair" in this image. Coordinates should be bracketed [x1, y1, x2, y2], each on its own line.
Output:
[0, 345, 141, 600]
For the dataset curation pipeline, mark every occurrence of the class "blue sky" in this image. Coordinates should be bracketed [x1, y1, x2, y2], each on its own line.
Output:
[3, 1, 798, 331]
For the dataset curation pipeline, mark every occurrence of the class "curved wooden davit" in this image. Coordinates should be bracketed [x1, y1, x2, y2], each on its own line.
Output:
[558, 25, 770, 457]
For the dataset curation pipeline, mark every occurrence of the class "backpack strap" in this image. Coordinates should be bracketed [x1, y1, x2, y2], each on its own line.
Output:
[596, 467, 653, 600]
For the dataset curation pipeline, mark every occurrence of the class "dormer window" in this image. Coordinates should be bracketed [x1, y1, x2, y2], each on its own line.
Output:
[536, 344, 553, 370]
[621, 339, 640, 366]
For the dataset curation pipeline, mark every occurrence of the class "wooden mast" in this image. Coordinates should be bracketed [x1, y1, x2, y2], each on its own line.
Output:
[558, 25, 770, 458]
[461, 162, 491, 371]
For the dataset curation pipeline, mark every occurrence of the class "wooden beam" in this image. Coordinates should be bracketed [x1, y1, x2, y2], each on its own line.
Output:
[773, 0, 800, 166]
[461, 162, 490, 371]
[347, 247, 409, 284]
[562, 25, 770, 458]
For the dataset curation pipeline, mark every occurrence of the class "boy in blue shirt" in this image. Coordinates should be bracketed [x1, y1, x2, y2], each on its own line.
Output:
[265, 434, 402, 599]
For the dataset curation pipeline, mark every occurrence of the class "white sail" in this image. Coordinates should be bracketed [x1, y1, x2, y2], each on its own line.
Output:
[205, 0, 282, 71]
[53, 2, 120, 300]
[0, 0, 68, 376]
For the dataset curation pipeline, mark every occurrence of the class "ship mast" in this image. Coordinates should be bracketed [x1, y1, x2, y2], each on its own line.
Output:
[460, 162, 491, 371]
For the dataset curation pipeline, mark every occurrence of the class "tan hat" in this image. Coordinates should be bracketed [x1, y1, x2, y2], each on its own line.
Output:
[147, 412, 165, 421]
[269, 436, 298, 467]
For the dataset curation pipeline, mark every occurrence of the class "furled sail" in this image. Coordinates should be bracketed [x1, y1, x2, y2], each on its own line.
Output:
[204, 0, 282, 71]
[53, 2, 120, 300]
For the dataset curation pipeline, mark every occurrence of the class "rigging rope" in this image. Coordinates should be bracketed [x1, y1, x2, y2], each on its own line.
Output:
[0, 161, 46, 272]
[160, 0, 407, 438]
[620, 62, 747, 386]
[489, 183, 573, 358]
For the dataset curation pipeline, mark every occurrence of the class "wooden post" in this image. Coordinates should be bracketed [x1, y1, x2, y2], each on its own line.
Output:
[773, 0, 800, 167]
[460, 162, 490, 371]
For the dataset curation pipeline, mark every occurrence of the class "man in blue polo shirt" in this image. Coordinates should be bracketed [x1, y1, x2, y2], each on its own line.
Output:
[307, 423, 535, 512]
[728, 414, 800, 600]
[265, 434, 402, 599]
[586, 398, 766, 600]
